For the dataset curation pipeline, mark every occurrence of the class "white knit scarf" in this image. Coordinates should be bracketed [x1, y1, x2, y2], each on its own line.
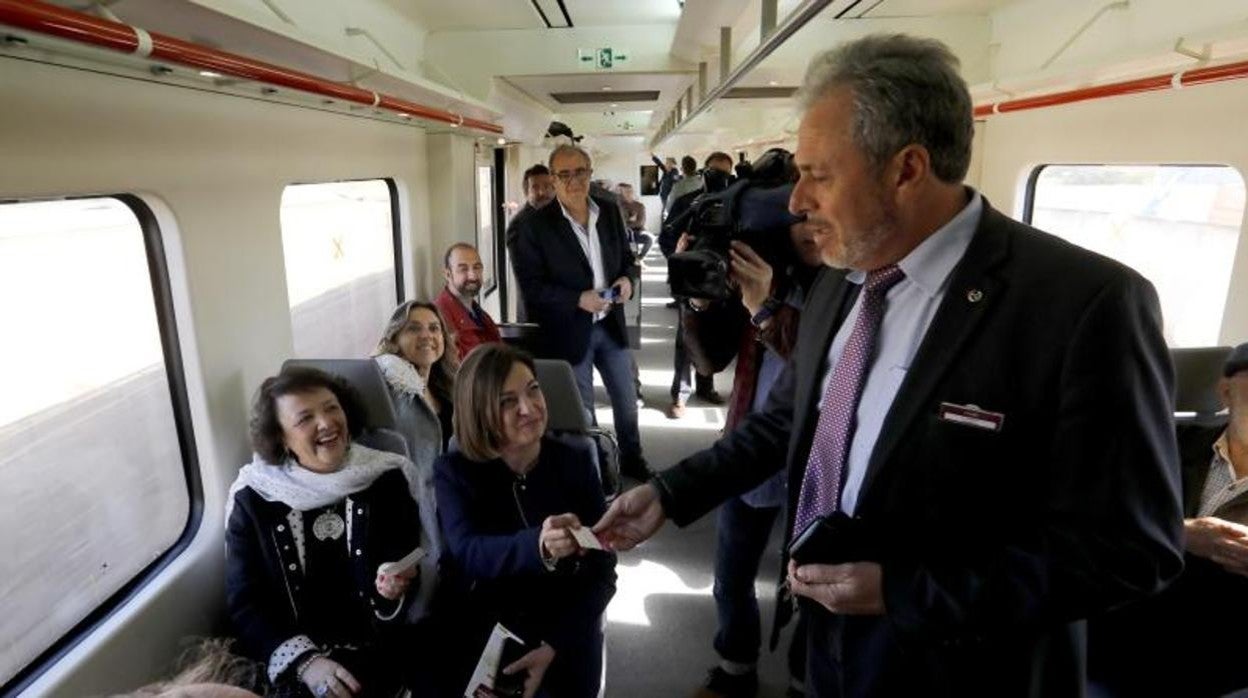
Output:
[374, 352, 427, 398]
[225, 442, 407, 524]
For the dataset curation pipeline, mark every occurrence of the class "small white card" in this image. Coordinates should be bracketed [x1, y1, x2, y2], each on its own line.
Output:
[570, 526, 604, 551]
[377, 547, 425, 577]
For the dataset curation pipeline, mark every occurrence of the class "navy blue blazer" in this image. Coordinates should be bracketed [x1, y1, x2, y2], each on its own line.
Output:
[509, 195, 640, 362]
[434, 436, 616, 655]
[654, 200, 1184, 697]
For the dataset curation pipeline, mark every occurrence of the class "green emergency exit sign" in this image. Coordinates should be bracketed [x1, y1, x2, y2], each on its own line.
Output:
[578, 48, 629, 69]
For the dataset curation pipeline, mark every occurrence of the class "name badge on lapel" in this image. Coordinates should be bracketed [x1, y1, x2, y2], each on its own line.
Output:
[938, 402, 1005, 432]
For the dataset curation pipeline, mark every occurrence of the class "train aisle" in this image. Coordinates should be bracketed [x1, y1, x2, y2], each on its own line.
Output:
[591, 247, 797, 697]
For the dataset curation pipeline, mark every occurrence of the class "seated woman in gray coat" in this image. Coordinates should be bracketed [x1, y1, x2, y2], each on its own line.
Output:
[371, 299, 458, 621]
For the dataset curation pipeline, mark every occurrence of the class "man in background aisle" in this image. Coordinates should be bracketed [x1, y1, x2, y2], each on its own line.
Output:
[511, 144, 648, 480]
[505, 164, 556, 323]
[434, 243, 500, 361]
[617, 183, 653, 262]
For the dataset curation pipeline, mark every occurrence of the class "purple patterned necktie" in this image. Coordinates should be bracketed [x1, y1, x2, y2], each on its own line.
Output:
[792, 264, 906, 537]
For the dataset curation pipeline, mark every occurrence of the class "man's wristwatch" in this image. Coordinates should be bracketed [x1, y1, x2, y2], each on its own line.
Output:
[750, 296, 784, 328]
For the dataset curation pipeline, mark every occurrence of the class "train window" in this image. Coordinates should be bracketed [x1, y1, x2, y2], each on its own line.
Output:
[0, 196, 198, 689]
[280, 179, 403, 358]
[1026, 165, 1245, 347]
[475, 164, 497, 296]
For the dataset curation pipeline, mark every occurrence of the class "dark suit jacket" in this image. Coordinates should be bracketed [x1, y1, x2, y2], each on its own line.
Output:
[1088, 423, 1248, 698]
[510, 195, 640, 363]
[654, 200, 1185, 697]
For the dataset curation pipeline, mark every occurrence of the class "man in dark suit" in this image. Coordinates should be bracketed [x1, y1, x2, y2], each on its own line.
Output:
[505, 164, 555, 324]
[511, 144, 646, 477]
[1089, 342, 1248, 697]
[594, 34, 1183, 697]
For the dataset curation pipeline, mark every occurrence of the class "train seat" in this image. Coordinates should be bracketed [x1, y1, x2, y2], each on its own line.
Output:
[280, 358, 410, 458]
[532, 359, 622, 499]
[1170, 346, 1232, 427]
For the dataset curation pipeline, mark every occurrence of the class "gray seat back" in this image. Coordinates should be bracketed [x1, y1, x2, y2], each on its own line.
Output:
[281, 358, 406, 456]
[1171, 346, 1231, 426]
[534, 359, 590, 432]
[533, 359, 620, 497]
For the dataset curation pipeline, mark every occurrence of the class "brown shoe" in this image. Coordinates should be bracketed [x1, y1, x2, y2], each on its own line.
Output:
[666, 401, 686, 419]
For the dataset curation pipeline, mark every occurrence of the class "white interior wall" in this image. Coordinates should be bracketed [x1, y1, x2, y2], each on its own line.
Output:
[425, 132, 481, 301]
[0, 57, 436, 695]
[587, 136, 665, 233]
[976, 79, 1248, 344]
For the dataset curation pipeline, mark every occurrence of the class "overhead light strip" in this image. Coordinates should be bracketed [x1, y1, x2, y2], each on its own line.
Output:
[529, 0, 553, 29]
[555, 0, 573, 28]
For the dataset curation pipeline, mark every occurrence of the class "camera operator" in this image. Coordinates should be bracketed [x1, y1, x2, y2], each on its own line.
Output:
[661, 153, 736, 417]
[683, 194, 822, 698]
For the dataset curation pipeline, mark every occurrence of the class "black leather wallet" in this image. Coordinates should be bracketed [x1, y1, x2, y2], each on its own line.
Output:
[787, 511, 876, 566]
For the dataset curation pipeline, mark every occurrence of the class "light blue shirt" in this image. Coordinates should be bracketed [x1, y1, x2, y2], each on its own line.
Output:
[820, 191, 982, 515]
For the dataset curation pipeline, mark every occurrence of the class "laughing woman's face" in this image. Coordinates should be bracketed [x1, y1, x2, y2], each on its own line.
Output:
[276, 387, 349, 473]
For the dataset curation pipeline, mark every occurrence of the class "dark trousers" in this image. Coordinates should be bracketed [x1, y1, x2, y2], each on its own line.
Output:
[573, 322, 642, 463]
[713, 496, 807, 682]
[670, 305, 713, 403]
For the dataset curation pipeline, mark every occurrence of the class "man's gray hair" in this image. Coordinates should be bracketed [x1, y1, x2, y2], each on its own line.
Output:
[797, 34, 973, 183]
[548, 143, 592, 170]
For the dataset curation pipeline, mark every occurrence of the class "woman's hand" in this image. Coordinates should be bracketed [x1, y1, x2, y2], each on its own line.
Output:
[300, 656, 361, 697]
[374, 566, 417, 600]
[540, 513, 583, 561]
[502, 642, 556, 698]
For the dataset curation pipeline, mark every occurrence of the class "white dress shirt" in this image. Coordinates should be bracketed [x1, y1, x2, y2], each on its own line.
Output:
[559, 197, 608, 322]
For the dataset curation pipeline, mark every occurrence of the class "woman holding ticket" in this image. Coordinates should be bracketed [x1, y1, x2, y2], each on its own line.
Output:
[225, 367, 441, 697]
[436, 344, 617, 697]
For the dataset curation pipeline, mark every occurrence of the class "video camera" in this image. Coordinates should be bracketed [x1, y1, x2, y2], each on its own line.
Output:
[665, 149, 803, 300]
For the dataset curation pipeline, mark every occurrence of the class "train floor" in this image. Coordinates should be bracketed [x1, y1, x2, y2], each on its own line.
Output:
[591, 248, 800, 697]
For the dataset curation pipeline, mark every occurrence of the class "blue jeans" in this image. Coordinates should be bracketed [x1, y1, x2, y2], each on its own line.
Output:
[714, 496, 807, 679]
[573, 322, 642, 462]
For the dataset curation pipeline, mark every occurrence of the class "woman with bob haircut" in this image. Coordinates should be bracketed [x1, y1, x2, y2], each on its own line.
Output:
[226, 367, 441, 697]
[435, 344, 617, 697]
[372, 299, 458, 622]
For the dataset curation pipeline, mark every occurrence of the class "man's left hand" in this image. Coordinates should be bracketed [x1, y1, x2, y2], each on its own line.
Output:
[613, 276, 633, 303]
[787, 559, 885, 615]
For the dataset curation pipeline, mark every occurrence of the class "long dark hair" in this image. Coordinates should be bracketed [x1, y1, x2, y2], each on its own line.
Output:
[374, 300, 458, 408]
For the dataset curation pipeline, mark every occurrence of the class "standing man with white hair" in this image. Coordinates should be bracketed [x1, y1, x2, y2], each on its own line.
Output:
[511, 144, 648, 480]
[594, 34, 1183, 696]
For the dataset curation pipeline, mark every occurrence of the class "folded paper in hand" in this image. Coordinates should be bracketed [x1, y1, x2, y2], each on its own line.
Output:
[465, 623, 524, 698]
[377, 547, 425, 577]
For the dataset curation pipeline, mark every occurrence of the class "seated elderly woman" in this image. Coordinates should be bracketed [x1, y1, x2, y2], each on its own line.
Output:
[226, 367, 437, 697]
[435, 344, 617, 698]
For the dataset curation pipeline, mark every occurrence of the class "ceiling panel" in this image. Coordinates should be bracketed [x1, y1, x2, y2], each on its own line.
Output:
[384, 0, 542, 31]
[563, 0, 683, 26]
[503, 71, 695, 113]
